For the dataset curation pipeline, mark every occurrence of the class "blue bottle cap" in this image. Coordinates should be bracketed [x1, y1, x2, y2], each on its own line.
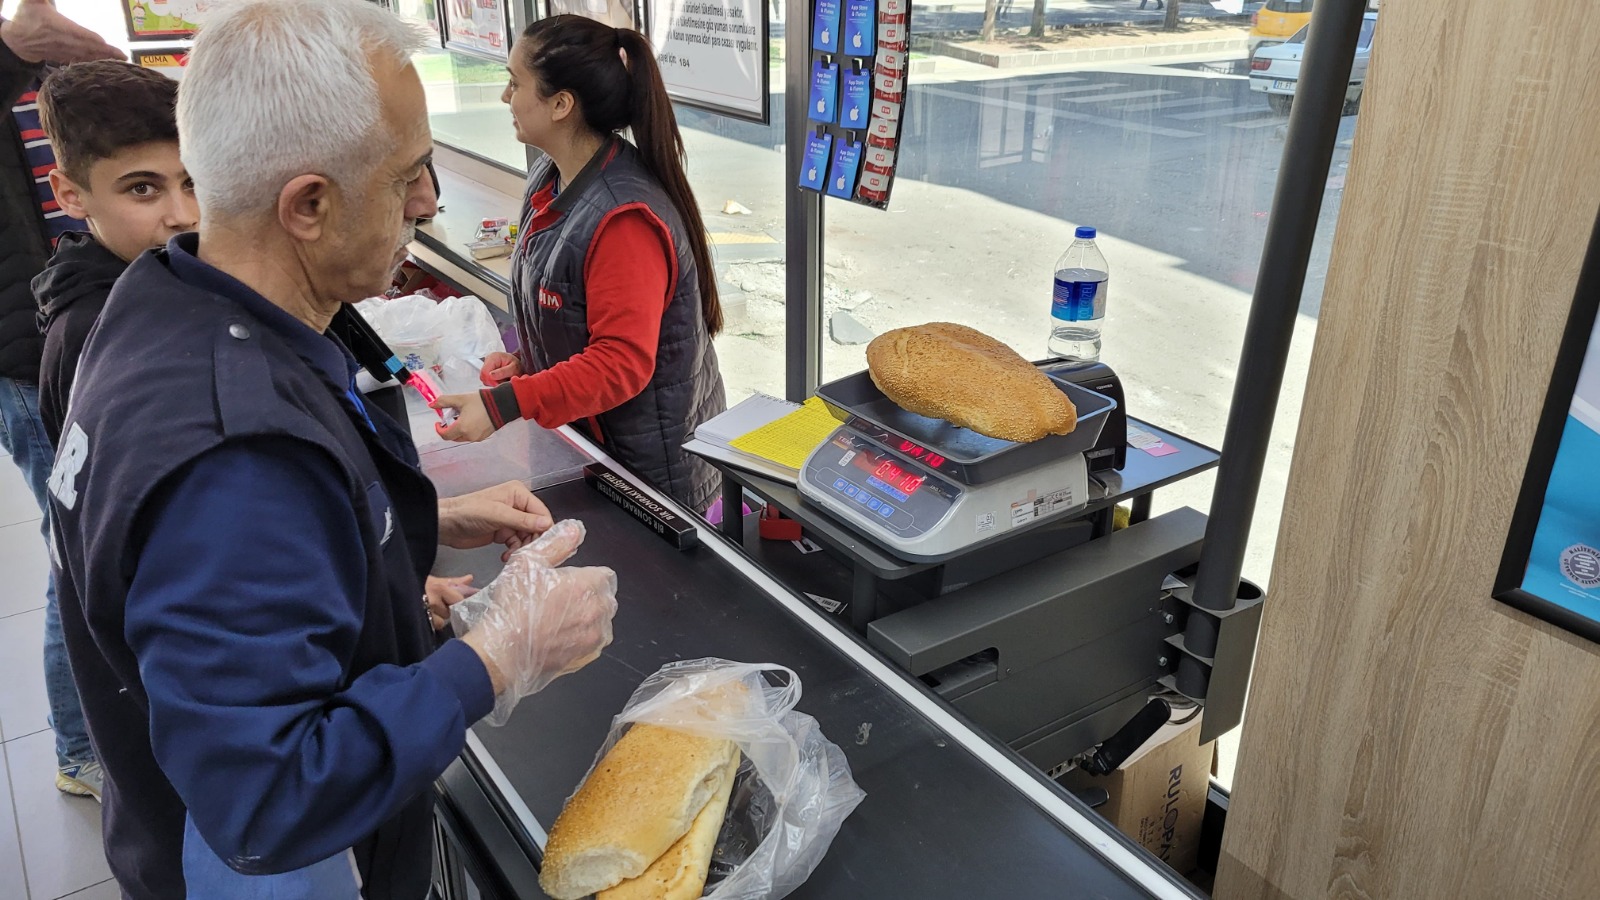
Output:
[1075, 226, 1097, 239]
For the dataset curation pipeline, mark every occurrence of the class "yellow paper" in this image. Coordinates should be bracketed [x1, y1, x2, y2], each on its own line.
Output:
[728, 397, 840, 470]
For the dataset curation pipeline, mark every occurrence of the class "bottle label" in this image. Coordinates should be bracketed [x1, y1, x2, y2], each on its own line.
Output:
[1052, 279, 1106, 322]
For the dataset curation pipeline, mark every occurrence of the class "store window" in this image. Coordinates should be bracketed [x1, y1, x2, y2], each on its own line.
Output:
[667, 20, 789, 406]
[817, 0, 1356, 786]
[397, 0, 528, 172]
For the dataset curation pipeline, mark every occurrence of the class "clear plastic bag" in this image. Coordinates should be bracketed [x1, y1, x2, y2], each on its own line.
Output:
[579, 659, 866, 900]
[437, 295, 505, 365]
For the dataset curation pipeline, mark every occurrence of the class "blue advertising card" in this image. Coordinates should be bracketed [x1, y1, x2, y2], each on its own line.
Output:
[798, 131, 833, 191]
[1519, 315, 1600, 622]
[826, 138, 864, 199]
[808, 59, 839, 124]
[840, 68, 871, 129]
[843, 0, 876, 56]
[813, 0, 841, 53]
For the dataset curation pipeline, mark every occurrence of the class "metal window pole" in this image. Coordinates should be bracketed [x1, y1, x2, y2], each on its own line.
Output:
[785, 0, 824, 402]
[1185, 0, 1370, 654]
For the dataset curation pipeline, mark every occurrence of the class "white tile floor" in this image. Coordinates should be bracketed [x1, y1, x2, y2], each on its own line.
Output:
[0, 457, 116, 899]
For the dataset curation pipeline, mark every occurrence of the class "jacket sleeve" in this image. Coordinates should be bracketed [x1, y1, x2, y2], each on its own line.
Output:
[0, 35, 41, 111]
[124, 437, 495, 875]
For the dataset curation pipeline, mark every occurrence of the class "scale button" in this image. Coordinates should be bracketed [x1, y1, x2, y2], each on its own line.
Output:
[833, 478, 848, 491]
[843, 484, 858, 497]
[878, 505, 895, 519]
[855, 492, 871, 505]
[867, 498, 882, 511]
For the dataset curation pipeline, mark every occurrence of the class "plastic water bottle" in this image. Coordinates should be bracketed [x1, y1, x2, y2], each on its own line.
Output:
[1048, 226, 1109, 361]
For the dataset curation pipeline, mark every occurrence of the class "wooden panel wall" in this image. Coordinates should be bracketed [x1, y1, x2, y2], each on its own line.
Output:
[1215, 1, 1600, 898]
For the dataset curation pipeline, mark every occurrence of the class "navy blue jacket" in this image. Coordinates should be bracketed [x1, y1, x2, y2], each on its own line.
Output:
[47, 235, 493, 899]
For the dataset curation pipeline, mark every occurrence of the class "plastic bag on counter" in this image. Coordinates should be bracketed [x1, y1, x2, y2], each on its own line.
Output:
[438, 294, 505, 363]
[579, 658, 866, 900]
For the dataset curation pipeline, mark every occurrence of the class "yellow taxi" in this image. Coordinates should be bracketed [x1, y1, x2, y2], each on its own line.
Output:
[1248, 0, 1314, 59]
[1249, 0, 1380, 58]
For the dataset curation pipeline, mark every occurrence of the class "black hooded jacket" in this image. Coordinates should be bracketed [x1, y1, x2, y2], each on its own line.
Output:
[32, 231, 125, 447]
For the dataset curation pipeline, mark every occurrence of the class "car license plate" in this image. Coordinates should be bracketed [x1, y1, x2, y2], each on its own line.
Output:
[1273, 79, 1295, 91]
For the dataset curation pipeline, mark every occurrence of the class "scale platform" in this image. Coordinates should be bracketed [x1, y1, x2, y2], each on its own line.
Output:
[799, 371, 1117, 562]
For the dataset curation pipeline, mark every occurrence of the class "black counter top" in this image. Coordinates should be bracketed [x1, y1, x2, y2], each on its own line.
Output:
[430, 444, 1200, 899]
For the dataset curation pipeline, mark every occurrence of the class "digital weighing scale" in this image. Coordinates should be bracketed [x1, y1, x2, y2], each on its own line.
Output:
[799, 370, 1117, 562]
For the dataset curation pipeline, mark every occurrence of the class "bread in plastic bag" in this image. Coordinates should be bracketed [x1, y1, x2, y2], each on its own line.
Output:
[574, 658, 866, 900]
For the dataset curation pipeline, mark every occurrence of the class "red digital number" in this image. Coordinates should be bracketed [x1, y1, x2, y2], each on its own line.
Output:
[926, 453, 946, 468]
[900, 475, 925, 494]
[874, 460, 902, 481]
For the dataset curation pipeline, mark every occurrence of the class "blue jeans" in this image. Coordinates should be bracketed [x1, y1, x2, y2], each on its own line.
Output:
[0, 376, 93, 766]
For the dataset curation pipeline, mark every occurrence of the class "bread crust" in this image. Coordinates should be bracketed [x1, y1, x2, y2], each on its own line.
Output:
[597, 752, 741, 900]
[540, 725, 740, 900]
[865, 323, 1077, 442]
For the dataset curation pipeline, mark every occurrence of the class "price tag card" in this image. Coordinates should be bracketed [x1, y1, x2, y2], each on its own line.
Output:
[868, 112, 899, 141]
[840, 68, 872, 129]
[798, 131, 833, 191]
[813, 0, 842, 53]
[874, 69, 904, 98]
[863, 142, 895, 169]
[843, 0, 876, 55]
[878, 19, 908, 48]
[826, 138, 864, 200]
[808, 59, 840, 124]
[871, 96, 902, 122]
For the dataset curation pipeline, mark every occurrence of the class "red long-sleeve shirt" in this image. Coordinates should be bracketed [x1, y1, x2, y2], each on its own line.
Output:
[494, 181, 674, 428]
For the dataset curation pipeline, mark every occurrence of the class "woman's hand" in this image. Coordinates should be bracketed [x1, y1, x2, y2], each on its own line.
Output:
[480, 352, 522, 386]
[438, 481, 555, 561]
[433, 393, 496, 442]
[424, 574, 476, 632]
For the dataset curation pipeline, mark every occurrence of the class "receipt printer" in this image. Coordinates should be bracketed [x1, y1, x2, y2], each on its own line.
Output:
[1046, 360, 1127, 473]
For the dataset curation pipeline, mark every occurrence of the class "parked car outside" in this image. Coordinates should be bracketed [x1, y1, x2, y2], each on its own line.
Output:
[1249, 12, 1377, 116]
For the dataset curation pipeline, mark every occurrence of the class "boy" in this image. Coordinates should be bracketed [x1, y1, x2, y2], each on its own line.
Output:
[34, 59, 196, 447]
[28, 60, 192, 802]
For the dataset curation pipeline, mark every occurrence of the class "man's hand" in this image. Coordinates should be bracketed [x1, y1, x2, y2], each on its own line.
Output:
[424, 574, 475, 632]
[1, 0, 123, 64]
[433, 392, 497, 443]
[455, 521, 618, 724]
[480, 351, 522, 386]
[438, 481, 554, 560]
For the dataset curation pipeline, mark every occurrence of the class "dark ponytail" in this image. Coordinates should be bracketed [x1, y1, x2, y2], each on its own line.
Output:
[520, 16, 723, 336]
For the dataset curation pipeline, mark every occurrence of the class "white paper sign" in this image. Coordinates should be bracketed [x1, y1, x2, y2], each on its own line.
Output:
[649, 0, 768, 121]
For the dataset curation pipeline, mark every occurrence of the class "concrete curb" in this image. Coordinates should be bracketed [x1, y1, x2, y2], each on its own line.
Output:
[927, 36, 1247, 69]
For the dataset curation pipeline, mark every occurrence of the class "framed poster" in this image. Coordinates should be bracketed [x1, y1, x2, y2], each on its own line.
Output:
[547, 0, 644, 32]
[439, 0, 513, 62]
[131, 48, 191, 81]
[1496, 208, 1600, 642]
[644, 0, 769, 123]
[121, 0, 209, 42]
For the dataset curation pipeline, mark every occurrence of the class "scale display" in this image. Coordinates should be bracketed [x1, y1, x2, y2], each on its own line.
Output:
[800, 425, 1091, 562]
[804, 431, 961, 540]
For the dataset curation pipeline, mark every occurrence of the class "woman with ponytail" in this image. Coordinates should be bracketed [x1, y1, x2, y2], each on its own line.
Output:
[434, 15, 727, 513]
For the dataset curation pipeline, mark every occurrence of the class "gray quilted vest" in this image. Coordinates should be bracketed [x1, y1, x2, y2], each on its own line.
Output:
[510, 138, 725, 511]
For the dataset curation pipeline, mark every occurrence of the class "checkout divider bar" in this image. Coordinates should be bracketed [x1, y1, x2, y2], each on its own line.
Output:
[458, 425, 1200, 900]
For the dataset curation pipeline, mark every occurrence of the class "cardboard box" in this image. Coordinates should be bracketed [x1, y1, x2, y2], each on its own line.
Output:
[1060, 713, 1212, 875]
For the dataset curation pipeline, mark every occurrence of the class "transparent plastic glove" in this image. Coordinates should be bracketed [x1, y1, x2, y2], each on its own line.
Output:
[452, 520, 618, 726]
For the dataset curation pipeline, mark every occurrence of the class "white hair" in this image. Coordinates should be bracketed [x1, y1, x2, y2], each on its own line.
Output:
[178, 0, 425, 219]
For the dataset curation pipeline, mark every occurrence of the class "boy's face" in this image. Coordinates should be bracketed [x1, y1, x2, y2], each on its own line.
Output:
[49, 141, 198, 264]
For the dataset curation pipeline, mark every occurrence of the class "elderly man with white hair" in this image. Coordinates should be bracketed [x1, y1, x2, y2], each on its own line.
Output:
[45, 1, 618, 898]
